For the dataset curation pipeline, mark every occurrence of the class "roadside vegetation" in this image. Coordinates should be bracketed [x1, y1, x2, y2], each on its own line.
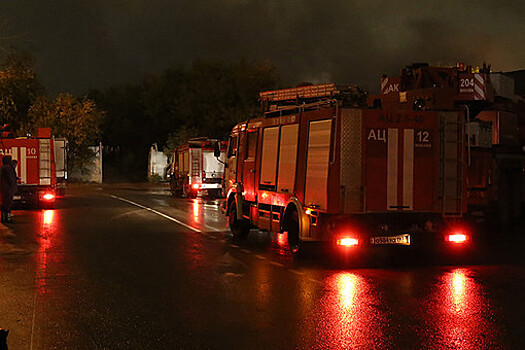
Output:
[0, 48, 104, 175]
[88, 60, 279, 181]
[1, 47, 279, 181]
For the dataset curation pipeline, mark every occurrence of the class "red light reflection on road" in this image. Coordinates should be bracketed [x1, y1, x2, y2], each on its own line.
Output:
[421, 268, 504, 349]
[191, 200, 201, 225]
[43, 209, 54, 226]
[451, 269, 466, 313]
[313, 272, 388, 349]
[36, 210, 59, 294]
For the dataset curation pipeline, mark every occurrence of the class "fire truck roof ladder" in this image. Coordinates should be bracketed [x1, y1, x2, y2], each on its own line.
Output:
[260, 83, 357, 115]
[260, 83, 340, 102]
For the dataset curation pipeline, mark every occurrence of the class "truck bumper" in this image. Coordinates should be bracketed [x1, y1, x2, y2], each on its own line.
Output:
[14, 186, 56, 207]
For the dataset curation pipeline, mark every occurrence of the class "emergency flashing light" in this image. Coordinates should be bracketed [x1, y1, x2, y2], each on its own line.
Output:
[337, 237, 359, 247]
[192, 184, 200, 190]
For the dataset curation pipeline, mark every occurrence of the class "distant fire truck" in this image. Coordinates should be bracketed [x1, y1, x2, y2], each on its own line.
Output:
[1, 127, 57, 206]
[54, 138, 68, 197]
[220, 64, 525, 254]
[168, 138, 227, 198]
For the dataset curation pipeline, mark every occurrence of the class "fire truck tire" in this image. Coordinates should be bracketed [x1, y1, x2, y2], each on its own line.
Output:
[182, 185, 194, 199]
[170, 187, 182, 197]
[285, 209, 300, 254]
[169, 179, 182, 197]
[228, 204, 250, 238]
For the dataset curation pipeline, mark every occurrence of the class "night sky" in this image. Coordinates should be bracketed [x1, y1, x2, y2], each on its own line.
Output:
[1, 0, 524, 94]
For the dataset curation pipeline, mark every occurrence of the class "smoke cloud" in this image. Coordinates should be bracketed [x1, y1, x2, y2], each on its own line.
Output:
[2, 0, 524, 94]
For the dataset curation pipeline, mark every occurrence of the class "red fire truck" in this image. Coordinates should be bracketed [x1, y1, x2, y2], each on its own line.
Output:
[1, 127, 57, 206]
[168, 138, 227, 198]
[221, 64, 525, 254]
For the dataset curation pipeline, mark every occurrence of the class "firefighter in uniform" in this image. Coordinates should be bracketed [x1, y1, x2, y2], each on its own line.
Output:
[0, 156, 17, 223]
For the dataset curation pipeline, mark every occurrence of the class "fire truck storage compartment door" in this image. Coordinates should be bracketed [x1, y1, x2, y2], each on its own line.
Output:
[182, 151, 189, 173]
[305, 119, 332, 211]
[260, 127, 279, 188]
[340, 109, 363, 213]
[54, 139, 67, 178]
[277, 124, 299, 193]
[39, 139, 51, 185]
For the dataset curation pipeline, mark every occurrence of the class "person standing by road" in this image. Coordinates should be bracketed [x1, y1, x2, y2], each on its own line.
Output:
[1, 156, 17, 223]
[9, 159, 19, 220]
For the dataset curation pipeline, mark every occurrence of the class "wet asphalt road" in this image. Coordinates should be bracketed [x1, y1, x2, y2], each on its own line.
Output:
[1, 183, 525, 349]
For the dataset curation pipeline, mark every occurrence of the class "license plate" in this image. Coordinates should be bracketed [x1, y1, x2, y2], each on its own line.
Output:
[370, 234, 411, 246]
[13, 195, 21, 200]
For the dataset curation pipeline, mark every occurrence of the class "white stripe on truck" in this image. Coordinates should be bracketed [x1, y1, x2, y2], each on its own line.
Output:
[387, 128, 398, 210]
[20, 147, 27, 184]
[403, 129, 414, 210]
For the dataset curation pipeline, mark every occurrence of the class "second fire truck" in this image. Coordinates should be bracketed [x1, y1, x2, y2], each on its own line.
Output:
[168, 138, 227, 198]
[220, 64, 525, 254]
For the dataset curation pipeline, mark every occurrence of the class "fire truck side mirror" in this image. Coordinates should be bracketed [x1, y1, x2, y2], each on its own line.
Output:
[214, 141, 221, 158]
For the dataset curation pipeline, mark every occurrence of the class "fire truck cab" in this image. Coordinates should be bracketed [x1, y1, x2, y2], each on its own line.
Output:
[222, 66, 525, 254]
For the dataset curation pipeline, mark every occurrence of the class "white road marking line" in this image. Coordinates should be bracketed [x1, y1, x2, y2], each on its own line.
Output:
[110, 195, 317, 283]
[203, 224, 223, 232]
[110, 195, 201, 233]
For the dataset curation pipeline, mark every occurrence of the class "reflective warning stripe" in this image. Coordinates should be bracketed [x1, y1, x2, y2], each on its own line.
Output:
[387, 128, 398, 210]
[381, 77, 388, 94]
[474, 74, 486, 100]
[403, 129, 414, 210]
[11, 147, 18, 162]
[20, 147, 27, 184]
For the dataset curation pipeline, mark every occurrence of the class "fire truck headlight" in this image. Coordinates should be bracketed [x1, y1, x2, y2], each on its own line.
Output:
[192, 184, 200, 190]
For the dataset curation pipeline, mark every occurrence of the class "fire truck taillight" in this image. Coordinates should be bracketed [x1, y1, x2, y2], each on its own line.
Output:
[445, 233, 468, 244]
[42, 193, 55, 201]
[337, 237, 359, 247]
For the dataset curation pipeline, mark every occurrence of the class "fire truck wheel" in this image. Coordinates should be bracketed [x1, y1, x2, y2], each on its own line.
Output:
[183, 186, 195, 199]
[228, 204, 250, 238]
[170, 188, 182, 197]
[170, 181, 182, 197]
[285, 210, 300, 254]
